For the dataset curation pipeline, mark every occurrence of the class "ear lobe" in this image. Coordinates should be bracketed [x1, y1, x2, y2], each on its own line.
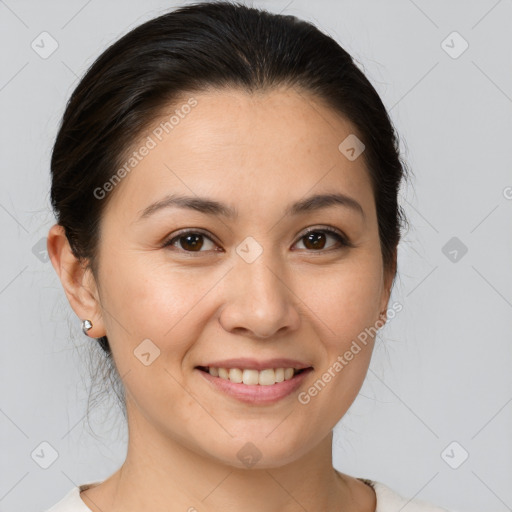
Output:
[47, 224, 106, 337]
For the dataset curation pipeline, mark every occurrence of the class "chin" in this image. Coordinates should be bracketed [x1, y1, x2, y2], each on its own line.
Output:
[196, 432, 313, 471]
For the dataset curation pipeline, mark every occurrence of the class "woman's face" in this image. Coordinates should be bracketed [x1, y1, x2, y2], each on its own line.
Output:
[87, 86, 393, 467]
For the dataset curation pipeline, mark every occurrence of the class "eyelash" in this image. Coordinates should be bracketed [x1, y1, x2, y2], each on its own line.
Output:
[161, 226, 352, 255]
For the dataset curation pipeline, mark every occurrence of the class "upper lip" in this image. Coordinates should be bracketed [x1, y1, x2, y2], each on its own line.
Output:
[196, 358, 313, 371]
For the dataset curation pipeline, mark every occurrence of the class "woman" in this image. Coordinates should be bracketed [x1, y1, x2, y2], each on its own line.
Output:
[45, 2, 454, 511]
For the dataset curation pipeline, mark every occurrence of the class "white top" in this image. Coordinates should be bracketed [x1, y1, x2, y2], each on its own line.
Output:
[44, 478, 455, 511]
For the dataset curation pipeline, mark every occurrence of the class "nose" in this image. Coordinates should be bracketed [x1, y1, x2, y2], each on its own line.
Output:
[218, 250, 301, 340]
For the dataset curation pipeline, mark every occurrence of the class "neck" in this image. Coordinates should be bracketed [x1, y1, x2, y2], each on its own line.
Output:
[81, 407, 373, 512]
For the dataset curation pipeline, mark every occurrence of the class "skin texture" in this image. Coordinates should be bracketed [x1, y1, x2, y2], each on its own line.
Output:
[48, 85, 395, 512]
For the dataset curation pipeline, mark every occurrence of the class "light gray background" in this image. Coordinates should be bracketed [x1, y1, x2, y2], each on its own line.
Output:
[1, 1, 511, 511]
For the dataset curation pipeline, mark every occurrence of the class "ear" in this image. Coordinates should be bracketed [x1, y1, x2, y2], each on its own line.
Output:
[47, 224, 106, 338]
[378, 246, 397, 323]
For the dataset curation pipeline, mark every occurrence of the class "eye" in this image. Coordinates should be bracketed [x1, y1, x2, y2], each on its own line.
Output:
[293, 227, 351, 252]
[162, 226, 351, 254]
[162, 230, 219, 253]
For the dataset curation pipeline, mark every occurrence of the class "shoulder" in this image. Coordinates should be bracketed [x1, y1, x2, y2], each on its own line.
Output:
[44, 481, 102, 512]
[360, 478, 456, 512]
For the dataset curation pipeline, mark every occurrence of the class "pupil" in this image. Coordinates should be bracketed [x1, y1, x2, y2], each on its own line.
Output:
[182, 234, 203, 251]
[305, 232, 326, 250]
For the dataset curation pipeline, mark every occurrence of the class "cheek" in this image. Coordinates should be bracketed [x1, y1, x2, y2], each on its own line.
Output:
[97, 257, 210, 414]
[299, 256, 383, 345]
[98, 255, 215, 360]
[293, 262, 382, 434]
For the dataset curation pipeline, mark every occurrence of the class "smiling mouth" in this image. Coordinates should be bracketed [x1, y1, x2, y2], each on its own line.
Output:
[196, 366, 311, 386]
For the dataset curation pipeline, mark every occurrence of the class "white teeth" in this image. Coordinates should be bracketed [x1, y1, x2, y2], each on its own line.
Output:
[243, 369, 259, 385]
[206, 367, 301, 385]
[258, 369, 275, 386]
[228, 368, 243, 383]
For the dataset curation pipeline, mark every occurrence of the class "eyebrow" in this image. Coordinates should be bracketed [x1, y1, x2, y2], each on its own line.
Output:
[137, 192, 365, 221]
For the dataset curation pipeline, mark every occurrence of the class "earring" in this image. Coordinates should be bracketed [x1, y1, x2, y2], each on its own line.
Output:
[81, 319, 93, 336]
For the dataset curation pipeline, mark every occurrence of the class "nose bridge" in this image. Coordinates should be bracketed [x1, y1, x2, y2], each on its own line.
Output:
[219, 238, 300, 338]
[240, 238, 287, 304]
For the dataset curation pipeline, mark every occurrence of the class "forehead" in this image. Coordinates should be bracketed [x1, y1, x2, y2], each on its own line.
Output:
[103, 86, 374, 223]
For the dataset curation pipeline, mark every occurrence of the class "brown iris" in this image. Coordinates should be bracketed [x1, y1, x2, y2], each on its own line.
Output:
[179, 233, 204, 251]
[302, 231, 327, 250]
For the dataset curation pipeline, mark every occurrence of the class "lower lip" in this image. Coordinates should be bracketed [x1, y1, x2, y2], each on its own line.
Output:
[196, 368, 312, 404]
